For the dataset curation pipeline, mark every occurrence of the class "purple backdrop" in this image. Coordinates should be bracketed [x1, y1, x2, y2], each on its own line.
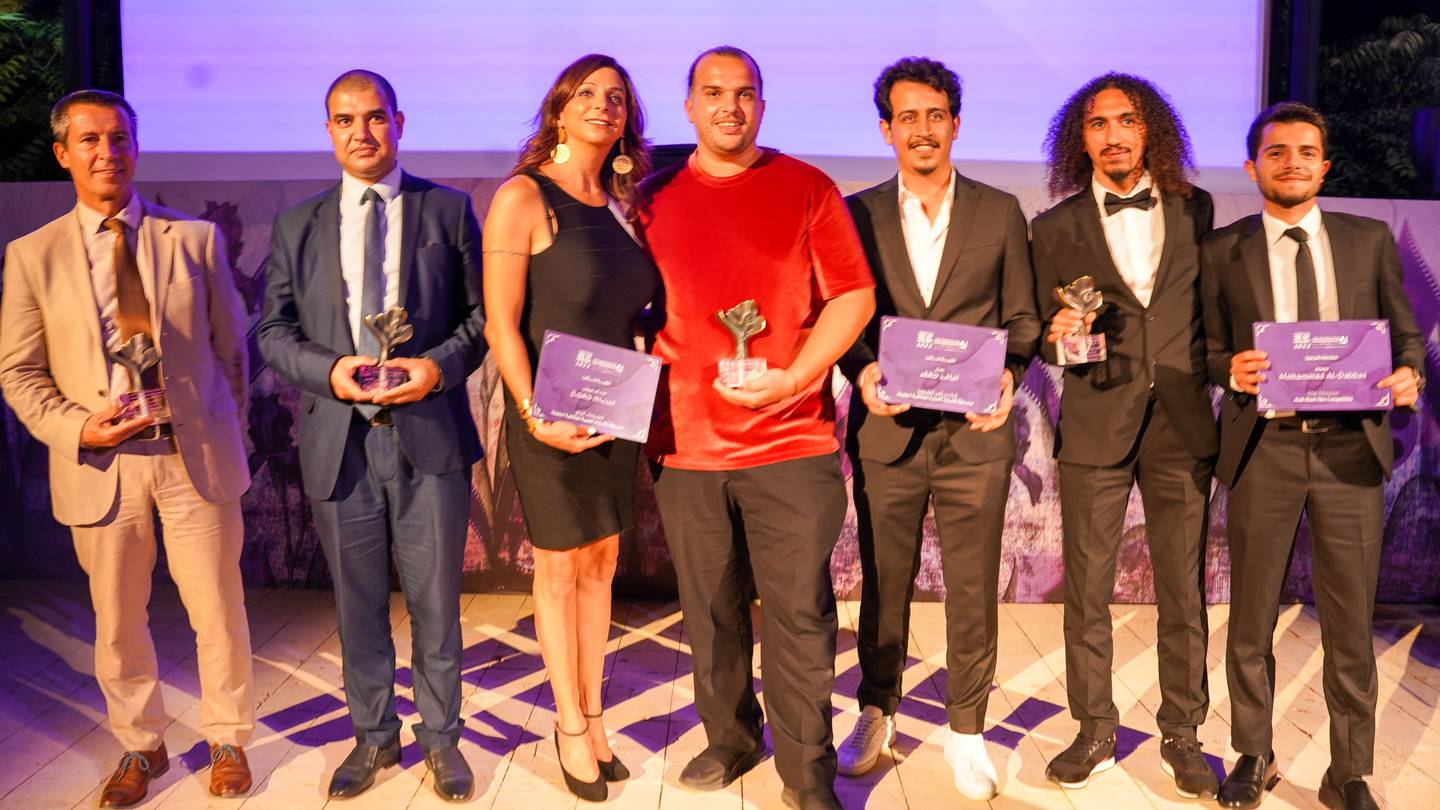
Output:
[1, 178, 1437, 602]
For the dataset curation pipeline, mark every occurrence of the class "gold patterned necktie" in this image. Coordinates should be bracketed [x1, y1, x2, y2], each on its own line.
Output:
[103, 217, 161, 389]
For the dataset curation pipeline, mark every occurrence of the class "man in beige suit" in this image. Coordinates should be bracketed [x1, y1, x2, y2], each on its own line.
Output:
[0, 90, 254, 807]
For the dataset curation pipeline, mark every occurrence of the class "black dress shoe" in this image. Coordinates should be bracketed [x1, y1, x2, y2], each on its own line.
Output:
[425, 745, 475, 802]
[1219, 752, 1280, 809]
[1318, 772, 1379, 810]
[584, 711, 629, 782]
[678, 743, 767, 791]
[328, 740, 401, 799]
[555, 726, 606, 802]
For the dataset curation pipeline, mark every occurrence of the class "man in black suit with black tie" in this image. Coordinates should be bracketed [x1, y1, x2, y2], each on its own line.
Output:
[258, 69, 485, 802]
[835, 57, 1039, 801]
[1030, 73, 1219, 798]
[1202, 102, 1422, 810]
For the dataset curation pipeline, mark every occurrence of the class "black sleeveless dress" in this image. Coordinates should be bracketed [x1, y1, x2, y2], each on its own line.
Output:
[506, 170, 660, 550]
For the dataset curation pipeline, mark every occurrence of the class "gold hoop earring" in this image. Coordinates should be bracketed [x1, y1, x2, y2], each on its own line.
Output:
[611, 139, 634, 175]
[550, 125, 571, 165]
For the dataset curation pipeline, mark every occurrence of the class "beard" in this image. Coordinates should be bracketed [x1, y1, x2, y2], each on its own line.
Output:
[1105, 166, 1140, 188]
[1263, 185, 1317, 208]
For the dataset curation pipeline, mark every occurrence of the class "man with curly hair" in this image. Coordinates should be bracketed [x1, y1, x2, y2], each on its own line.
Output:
[834, 56, 1038, 800]
[1031, 73, 1219, 798]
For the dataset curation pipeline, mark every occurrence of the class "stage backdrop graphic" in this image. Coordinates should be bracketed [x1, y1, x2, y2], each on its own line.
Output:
[1, 177, 1437, 603]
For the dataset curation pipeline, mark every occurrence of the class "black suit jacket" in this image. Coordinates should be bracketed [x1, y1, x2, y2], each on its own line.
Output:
[840, 172, 1040, 464]
[1200, 210, 1423, 487]
[258, 172, 486, 500]
[1032, 187, 1218, 466]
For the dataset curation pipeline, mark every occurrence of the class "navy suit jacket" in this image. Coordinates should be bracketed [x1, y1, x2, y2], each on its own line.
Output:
[259, 172, 485, 500]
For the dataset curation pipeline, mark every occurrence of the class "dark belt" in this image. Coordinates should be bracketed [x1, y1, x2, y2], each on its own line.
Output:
[130, 422, 174, 441]
[369, 408, 394, 427]
[1271, 414, 1361, 434]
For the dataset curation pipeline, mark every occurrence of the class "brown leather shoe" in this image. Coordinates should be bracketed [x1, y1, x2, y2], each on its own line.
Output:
[208, 743, 252, 797]
[99, 743, 169, 808]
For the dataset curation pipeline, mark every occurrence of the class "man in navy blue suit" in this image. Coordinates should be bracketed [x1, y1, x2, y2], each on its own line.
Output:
[258, 69, 485, 803]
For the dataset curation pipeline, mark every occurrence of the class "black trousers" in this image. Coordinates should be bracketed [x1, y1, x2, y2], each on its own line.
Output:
[851, 427, 1009, 733]
[652, 453, 847, 792]
[1226, 421, 1383, 781]
[312, 415, 468, 750]
[1058, 399, 1213, 741]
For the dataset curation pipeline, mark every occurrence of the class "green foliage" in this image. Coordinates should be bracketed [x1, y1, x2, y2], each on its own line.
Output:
[0, 9, 64, 182]
[1319, 13, 1440, 198]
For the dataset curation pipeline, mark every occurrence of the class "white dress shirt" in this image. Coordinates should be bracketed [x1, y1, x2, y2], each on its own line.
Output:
[76, 192, 152, 398]
[339, 165, 404, 350]
[897, 168, 956, 307]
[1091, 172, 1165, 307]
[1260, 204, 1338, 322]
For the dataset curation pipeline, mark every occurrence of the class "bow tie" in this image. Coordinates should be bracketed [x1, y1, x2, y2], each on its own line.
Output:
[1103, 187, 1156, 216]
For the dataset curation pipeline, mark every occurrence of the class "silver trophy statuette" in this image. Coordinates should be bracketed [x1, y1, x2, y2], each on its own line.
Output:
[1055, 275, 1107, 365]
[109, 332, 171, 421]
[717, 299, 768, 388]
[357, 306, 415, 391]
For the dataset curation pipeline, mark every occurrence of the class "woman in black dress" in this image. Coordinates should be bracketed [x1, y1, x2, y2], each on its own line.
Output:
[481, 54, 657, 802]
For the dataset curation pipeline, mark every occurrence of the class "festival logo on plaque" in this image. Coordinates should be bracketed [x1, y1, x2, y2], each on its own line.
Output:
[1254, 319, 1393, 411]
[875, 316, 1008, 414]
[717, 299, 767, 388]
[109, 333, 171, 422]
[1055, 275, 1107, 365]
[531, 330, 662, 443]
[356, 306, 413, 391]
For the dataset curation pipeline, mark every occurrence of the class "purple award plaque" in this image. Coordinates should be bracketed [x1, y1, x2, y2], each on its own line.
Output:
[531, 330, 662, 443]
[1254, 319, 1393, 411]
[875, 317, 1008, 414]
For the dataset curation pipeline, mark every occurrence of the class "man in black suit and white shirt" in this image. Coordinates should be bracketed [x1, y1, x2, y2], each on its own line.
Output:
[1202, 102, 1422, 810]
[836, 57, 1039, 801]
[1031, 73, 1219, 798]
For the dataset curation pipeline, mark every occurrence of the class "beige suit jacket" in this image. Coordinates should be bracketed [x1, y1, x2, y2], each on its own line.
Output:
[0, 199, 251, 525]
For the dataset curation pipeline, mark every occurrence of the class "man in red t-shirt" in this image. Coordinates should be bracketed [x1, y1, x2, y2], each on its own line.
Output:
[637, 46, 874, 810]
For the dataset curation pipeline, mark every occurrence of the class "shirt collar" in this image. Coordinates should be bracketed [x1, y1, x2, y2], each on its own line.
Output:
[341, 164, 404, 207]
[897, 167, 957, 209]
[1091, 171, 1154, 210]
[1261, 203, 1323, 245]
[76, 191, 142, 235]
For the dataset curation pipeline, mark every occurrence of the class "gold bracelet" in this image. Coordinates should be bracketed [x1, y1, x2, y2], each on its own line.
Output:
[515, 396, 534, 420]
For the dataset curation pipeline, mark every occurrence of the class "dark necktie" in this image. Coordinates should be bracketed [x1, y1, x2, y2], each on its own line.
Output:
[358, 188, 385, 417]
[1103, 187, 1156, 216]
[1285, 226, 1321, 321]
[103, 217, 160, 389]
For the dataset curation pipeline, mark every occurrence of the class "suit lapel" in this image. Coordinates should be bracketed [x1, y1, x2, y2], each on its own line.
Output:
[1322, 212, 1360, 320]
[870, 178, 927, 316]
[925, 175, 979, 315]
[1240, 216, 1275, 322]
[57, 207, 108, 382]
[139, 201, 173, 337]
[1075, 194, 1140, 307]
[312, 186, 354, 353]
[398, 172, 422, 310]
[1149, 193, 1183, 300]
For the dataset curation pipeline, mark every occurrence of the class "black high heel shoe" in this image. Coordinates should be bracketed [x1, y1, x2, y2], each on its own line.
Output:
[584, 711, 630, 782]
[554, 724, 607, 802]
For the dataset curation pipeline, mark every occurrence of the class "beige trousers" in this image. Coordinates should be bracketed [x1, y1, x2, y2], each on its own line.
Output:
[70, 443, 254, 751]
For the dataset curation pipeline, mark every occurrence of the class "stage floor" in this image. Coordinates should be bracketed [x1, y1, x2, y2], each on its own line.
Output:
[0, 583, 1436, 810]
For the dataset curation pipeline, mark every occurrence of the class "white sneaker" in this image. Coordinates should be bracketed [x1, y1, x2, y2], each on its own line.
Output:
[836, 706, 895, 776]
[943, 730, 999, 800]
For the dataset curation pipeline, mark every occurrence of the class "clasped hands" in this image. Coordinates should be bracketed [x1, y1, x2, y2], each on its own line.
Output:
[1229, 350, 1419, 408]
[856, 362, 1015, 432]
[329, 355, 442, 406]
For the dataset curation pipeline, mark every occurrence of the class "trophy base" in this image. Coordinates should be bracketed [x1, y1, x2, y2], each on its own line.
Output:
[718, 358, 767, 388]
[356, 366, 410, 391]
[116, 389, 171, 422]
[1057, 333, 1107, 365]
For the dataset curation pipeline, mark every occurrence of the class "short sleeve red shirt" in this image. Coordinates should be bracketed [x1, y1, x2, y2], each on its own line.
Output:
[637, 150, 874, 470]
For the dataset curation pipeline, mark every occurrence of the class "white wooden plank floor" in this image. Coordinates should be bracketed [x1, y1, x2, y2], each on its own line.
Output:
[1, 581, 1436, 809]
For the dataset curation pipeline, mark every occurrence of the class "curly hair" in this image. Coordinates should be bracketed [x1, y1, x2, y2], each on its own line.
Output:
[1042, 72, 1195, 199]
[513, 54, 651, 206]
[873, 56, 961, 121]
